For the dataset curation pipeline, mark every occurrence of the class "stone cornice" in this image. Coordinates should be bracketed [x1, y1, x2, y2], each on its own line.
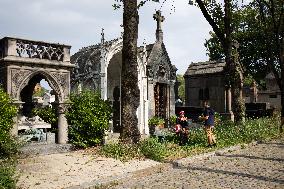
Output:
[1, 56, 75, 68]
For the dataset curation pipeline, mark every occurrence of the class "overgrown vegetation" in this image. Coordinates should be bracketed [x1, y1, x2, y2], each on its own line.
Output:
[176, 74, 185, 101]
[31, 90, 113, 148]
[148, 116, 165, 135]
[0, 159, 17, 189]
[66, 90, 112, 148]
[0, 88, 19, 189]
[32, 86, 48, 97]
[101, 114, 281, 162]
[32, 106, 57, 130]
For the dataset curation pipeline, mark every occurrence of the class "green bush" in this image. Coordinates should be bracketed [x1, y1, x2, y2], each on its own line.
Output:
[0, 159, 17, 189]
[213, 116, 280, 147]
[0, 88, 19, 189]
[66, 90, 112, 148]
[139, 137, 167, 161]
[101, 137, 168, 162]
[148, 116, 165, 135]
[169, 115, 177, 127]
[32, 106, 57, 130]
[0, 88, 18, 158]
[101, 115, 280, 162]
[101, 143, 141, 161]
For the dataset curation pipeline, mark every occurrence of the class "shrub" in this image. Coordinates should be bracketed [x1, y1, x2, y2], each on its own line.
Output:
[148, 116, 165, 135]
[0, 159, 17, 189]
[214, 116, 280, 147]
[139, 137, 167, 161]
[32, 106, 57, 130]
[0, 88, 18, 158]
[101, 115, 280, 162]
[169, 115, 177, 127]
[101, 143, 141, 161]
[101, 138, 168, 162]
[0, 88, 19, 189]
[66, 90, 112, 148]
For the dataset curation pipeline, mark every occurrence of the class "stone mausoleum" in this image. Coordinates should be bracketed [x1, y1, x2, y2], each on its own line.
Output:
[184, 60, 234, 119]
[0, 36, 73, 144]
[184, 59, 279, 119]
[71, 11, 177, 135]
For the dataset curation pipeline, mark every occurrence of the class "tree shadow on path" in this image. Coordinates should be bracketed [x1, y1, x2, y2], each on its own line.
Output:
[179, 166, 284, 185]
[216, 154, 284, 162]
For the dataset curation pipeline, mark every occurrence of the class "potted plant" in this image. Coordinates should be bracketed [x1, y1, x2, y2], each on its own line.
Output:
[148, 116, 165, 135]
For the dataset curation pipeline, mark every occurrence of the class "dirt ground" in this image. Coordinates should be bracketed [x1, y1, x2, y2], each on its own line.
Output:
[16, 151, 160, 189]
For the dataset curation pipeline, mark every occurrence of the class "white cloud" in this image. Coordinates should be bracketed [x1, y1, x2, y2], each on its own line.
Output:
[0, 0, 212, 75]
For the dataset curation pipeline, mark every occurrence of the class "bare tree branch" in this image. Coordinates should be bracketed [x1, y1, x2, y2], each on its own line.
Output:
[195, 0, 226, 48]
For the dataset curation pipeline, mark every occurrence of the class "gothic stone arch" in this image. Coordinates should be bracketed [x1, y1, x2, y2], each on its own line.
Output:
[13, 69, 69, 103]
[0, 37, 74, 144]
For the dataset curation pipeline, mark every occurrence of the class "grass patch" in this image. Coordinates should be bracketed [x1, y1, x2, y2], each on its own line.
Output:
[100, 143, 141, 162]
[100, 115, 281, 162]
[0, 158, 17, 189]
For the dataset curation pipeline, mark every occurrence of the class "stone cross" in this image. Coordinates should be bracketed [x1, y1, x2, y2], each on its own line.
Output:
[101, 28, 105, 44]
[153, 10, 165, 31]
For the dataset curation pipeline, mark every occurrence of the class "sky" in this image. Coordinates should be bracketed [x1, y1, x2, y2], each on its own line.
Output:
[0, 0, 213, 88]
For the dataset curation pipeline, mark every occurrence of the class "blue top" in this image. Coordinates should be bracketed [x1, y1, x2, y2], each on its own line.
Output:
[203, 107, 215, 126]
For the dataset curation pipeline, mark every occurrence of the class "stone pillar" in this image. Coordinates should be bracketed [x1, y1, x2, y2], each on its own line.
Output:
[63, 46, 71, 62]
[250, 81, 257, 103]
[11, 116, 18, 137]
[5, 38, 17, 56]
[148, 81, 155, 119]
[144, 99, 149, 135]
[169, 82, 176, 116]
[226, 87, 232, 112]
[57, 103, 68, 144]
[222, 87, 234, 121]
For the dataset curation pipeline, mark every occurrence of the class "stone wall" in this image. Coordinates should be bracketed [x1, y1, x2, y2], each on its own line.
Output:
[185, 73, 225, 113]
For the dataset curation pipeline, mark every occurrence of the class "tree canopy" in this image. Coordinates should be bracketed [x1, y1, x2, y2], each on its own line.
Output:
[205, 0, 283, 89]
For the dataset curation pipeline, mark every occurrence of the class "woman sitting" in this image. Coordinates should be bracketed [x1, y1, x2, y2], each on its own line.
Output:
[175, 111, 189, 145]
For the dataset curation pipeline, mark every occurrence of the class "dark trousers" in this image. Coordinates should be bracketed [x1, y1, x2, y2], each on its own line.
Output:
[178, 129, 189, 145]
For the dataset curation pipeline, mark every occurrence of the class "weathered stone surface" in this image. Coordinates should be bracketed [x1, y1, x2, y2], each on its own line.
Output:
[70, 11, 177, 135]
[109, 139, 284, 189]
[0, 37, 73, 143]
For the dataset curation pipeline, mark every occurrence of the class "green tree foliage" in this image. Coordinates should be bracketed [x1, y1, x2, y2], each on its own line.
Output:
[204, 0, 283, 130]
[176, 74, 185, 101]
[0, 88, 18, 189]
[32, 107, 57, 129]
[33, 86, 48, 97]
[0, 88, 18, 158]
[193, 0, 245, 122]
[66, 91, 112, 148]
[204, 0, 283, 88]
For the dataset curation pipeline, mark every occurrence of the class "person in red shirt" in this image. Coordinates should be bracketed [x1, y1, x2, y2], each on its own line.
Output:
[176, 111, 189, 145]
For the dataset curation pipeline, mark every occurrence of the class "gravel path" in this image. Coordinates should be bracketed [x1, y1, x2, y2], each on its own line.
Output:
[110, 138, 284, 189]
[16, 150, 160, 189]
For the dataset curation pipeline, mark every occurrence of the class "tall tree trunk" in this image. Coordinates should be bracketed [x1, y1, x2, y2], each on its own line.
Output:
[196, 0, 245, 122]
[224, 0, 245, 122]
[120, 0, 141, 143]
[280, 37, 284, 133]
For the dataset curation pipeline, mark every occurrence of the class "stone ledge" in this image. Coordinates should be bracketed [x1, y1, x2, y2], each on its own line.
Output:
[19, 143, 74, 158]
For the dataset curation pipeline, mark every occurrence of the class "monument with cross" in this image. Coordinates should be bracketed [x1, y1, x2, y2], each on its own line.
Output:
[71, 10, 177, 136]
[153, 10, 165, 42]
